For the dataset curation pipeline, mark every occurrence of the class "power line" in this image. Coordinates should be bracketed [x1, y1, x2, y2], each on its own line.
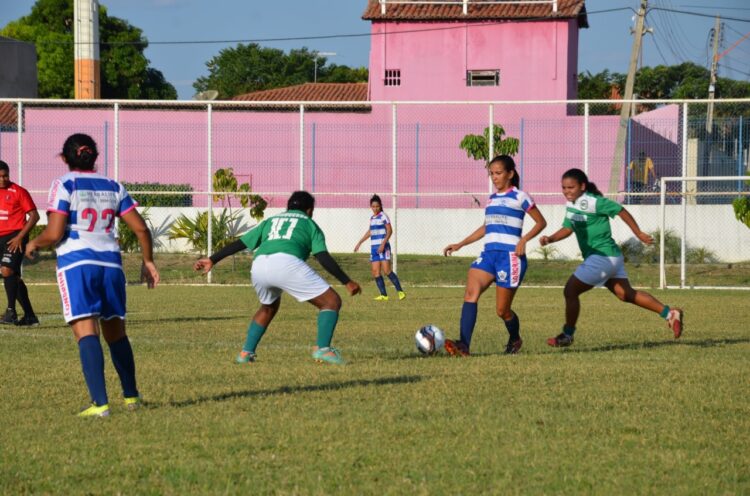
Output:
[650, 6, 750, 23]
[0, 7, 635, 47]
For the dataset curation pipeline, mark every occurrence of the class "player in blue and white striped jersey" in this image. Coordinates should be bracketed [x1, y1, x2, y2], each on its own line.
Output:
[442, 155, 546, 356]
[26, 133, 159, 418]
[354, 194, 405, 301]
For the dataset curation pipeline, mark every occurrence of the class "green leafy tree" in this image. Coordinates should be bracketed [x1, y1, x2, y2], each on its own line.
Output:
[459, 124, 520, 166]
[1, 0, 176, 99]
[193, 43, 368, 99]
[733, 181, 750, 229]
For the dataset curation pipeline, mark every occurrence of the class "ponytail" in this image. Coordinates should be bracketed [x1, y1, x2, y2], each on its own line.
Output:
[562, 168, 602, 196]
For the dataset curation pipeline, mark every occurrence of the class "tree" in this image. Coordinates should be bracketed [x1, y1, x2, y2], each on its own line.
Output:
[193, 43, 368, 99]
[459, 124, 520, 165]
[1, 0, 176, 99]
[577, 63, 750, 116]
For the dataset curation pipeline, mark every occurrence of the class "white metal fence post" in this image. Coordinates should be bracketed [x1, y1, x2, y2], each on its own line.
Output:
[584, 102, 590, 176]
[300, 104, 305, 190]
[680, 103, 689, 288]
[659, 177, 666, 289]
[207, 103, 213, 284]
[488, 103, 494, 193]
[17, 102, 23, 185]
[392, 102, 398, 274]
[114, 103, 119, 182]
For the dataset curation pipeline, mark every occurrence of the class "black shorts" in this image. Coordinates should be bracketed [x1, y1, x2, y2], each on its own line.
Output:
[0, 230, 27, 273]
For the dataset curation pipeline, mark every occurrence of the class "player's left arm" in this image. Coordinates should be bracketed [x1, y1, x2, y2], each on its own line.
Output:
[515, 205, 547, 256]
[25, 212, 66, 257]
[618, 208, 653, 245]
[314, 251, 361, 296]
[379, 223, 393, 253]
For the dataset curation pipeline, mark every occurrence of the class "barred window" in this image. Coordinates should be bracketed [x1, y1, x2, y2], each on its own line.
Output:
[384, 69, 401, 86]
[467, 70, 500, 87]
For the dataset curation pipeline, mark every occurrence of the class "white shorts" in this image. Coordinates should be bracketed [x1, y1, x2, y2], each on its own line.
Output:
[574, 255, 628, 287]
[251, 253, 330, 305]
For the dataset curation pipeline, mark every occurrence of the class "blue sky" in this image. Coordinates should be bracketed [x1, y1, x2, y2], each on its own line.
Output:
[1, 0, 749, 99]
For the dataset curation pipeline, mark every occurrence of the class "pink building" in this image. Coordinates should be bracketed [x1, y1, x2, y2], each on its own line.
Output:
[363, 0, 588, 102]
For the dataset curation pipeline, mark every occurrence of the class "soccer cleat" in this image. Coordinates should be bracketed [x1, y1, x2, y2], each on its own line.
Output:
[15, 314, 39, 327]
[504, 338, 523, 355]
[444, 339, 470, 357]
[235, 351, 256, 364]
[547, 333, 574, 347]
[78, 403, 110, 418]
[666, 308, 684, 339]
[1, 308, 17, 325]
[312, 346, 345, 365]
[373, 295, 389, 301]
[398, 291, 406, 300]
[124, 397, 141, 411]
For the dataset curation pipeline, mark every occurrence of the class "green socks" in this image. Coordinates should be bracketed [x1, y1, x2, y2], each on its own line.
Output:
[317, 310, 339, 348]
[243, 321, 267, 353]
[659, 306, 671, 319]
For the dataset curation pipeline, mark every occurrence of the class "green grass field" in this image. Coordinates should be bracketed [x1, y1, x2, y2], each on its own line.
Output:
[1, 270, 748, 494]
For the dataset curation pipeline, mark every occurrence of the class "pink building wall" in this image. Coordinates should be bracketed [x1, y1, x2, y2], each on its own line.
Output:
[369, 20, 579, 104]
[0, 105, 660, 210]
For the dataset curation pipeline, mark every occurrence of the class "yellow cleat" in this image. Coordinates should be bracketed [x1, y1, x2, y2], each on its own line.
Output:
[374, 295, 389, 301]
[398, 291, 406, 300]
[78, 403, 110, 418]
[124, 397, 141, 411]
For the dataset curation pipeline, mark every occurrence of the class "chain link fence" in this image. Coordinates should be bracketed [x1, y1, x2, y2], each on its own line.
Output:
[1, 98, 748, 287]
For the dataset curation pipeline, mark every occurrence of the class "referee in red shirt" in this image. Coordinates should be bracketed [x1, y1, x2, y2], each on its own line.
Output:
[0, 160, 40, 325]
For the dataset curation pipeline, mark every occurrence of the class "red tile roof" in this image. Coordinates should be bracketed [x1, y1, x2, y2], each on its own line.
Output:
[0, 102, 18, 130]
[233, 83, 368, 102]
[362, 0, 588, 27]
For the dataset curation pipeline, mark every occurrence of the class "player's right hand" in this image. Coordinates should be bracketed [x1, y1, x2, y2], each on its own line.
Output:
[24, 242, 38, 260]
[142, 261, 160, 289]
[443, 244, 460, 256]
[346, 281, 362, 296]
[194, 257, 213, 274]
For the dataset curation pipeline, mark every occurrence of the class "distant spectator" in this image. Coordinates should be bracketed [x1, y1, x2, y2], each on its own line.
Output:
[628, 151, 656, 204]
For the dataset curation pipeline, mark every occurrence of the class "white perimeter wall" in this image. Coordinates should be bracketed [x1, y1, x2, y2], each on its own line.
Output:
[130, 205, 750, 263]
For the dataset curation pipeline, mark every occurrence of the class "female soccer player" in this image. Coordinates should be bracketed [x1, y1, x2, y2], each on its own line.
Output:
[442, 155, 547, 355]
[194, 191, 361, 365]
[539, 168, 683, 347]
[353, 194, 405, 301]
[26, 133, 159, 417]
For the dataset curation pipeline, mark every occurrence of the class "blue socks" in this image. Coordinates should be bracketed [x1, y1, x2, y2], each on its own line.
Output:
[78, 335, 108, 406]
[375, 276, 387, 296]
[108, 336, 138, 399]
[504, 312, 520, 341]
[387, 272, 403, 292]
[563, 325, 576, 337]
[459, 302, 478, 347]
[243, 321, 267, 353]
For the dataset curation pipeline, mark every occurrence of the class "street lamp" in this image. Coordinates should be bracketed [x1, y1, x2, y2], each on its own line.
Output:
[314, 52, 336, 83]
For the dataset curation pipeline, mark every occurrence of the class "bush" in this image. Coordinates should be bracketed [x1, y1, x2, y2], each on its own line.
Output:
[168, 208, 251, 255]
[619, 230, 719, 264]
[122, 182, 193, 207]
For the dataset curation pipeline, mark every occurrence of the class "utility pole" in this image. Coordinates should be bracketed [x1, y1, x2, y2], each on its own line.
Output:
[706, 16, 721, 133]
[609, 0, 648, 195]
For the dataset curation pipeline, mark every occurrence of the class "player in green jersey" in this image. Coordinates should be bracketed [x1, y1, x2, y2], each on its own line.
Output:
[539, 168, 683, 347]
[194, 191, 361, 364]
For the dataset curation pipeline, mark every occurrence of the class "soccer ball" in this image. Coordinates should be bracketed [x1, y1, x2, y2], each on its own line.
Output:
[415, 324, 445, 355]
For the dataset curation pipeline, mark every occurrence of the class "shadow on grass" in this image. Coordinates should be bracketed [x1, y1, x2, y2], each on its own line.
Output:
[562, 337, 750, 354]
[129, 315, 240, 325]
[156, 374, 424, 409]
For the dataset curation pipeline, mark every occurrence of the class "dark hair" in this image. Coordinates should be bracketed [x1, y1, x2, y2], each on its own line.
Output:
[0, 160, 8, 174]
[488, 155, 520, 188]
[562, 168, 603, 196]
[61, 133, 99, 171]
[287, 191, 315, 212]
[370, 194, 382, 206]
